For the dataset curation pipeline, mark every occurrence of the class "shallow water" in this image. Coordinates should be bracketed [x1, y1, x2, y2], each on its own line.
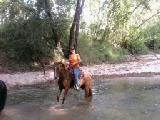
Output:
[1, 78, 160, 120]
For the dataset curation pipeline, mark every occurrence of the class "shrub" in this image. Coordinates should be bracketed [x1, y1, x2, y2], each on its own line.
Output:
[145, 38, 160, 51]
[78, 37, 127, 64]
[127, 39, 148, 54]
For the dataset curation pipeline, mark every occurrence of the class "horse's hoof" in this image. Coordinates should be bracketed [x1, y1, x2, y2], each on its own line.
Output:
[62, 98, 65, 104]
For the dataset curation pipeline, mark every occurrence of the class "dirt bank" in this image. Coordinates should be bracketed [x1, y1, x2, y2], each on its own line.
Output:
[82, 54, 160, 78]
[0, 54, 160, 87]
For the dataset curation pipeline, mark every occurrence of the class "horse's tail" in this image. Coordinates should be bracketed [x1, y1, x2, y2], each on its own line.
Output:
[0, 80, 7, 112]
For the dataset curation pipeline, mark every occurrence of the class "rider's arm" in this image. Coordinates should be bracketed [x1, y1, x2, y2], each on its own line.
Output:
[76, 54, 81, 64]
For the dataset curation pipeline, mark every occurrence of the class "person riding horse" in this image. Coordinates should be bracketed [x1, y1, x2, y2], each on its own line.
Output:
[54, 48, 92, 104]
[69, 48, 81, 90]
[55, 62, 92, 104]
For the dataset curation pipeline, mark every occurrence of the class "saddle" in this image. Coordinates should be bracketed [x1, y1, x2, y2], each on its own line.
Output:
[66, 66, 84, 80]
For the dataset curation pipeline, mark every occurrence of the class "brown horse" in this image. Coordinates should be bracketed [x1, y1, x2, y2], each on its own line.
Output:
[54, 62, 92, 104]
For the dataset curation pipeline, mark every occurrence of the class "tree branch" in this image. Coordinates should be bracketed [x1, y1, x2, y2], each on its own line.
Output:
[136, 10, 160, 29]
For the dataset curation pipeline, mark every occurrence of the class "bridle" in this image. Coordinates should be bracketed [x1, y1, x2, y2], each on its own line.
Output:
[53, 62, 72, 80]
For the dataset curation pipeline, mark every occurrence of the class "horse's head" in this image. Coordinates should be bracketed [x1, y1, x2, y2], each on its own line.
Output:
[54, 62, 66, 80]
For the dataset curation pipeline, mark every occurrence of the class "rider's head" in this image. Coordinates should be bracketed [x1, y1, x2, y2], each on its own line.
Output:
[70, 47, 75, 54]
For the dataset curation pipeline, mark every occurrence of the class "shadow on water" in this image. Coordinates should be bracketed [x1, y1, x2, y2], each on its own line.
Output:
[1, 78, 160, 120]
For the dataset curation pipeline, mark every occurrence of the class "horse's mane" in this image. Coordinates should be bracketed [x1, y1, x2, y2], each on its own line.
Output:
[54, 61, 65, 66]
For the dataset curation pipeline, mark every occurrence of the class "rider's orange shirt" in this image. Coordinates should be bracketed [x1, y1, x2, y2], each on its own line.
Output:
[69, 53, 80, 67]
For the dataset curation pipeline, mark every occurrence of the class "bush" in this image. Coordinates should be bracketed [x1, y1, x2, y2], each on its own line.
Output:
[78, 36, 127, 64]
[145, 38, 160, 51]
[0, 18, 55, 64]
[104, 47, 128, 62]
[127, 39, 148, 54]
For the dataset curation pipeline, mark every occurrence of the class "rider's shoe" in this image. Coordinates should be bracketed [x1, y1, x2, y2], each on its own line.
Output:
[77, 84, 80, 90]
[74, 84, 80, 90]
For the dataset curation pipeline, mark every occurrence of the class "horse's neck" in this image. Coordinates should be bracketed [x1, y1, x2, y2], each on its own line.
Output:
[59, 70, 71, 81]
[59, 71, 65, 79]
[59, 70, 67, 78]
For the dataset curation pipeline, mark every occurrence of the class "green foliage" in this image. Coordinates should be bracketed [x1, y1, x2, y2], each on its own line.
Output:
[127, 39, 148, 54]
[87, 0, 155, 55]
[144, 21, 160, 52]
[0, 0, 72, 64]
[0, 0, 160, 66]
[1, 18, 49, 63]
[121, 26, 149, 54]
[78, 34, 127, 64]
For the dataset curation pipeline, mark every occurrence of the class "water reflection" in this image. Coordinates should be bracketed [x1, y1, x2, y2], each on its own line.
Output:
[1, 78, 160, 120]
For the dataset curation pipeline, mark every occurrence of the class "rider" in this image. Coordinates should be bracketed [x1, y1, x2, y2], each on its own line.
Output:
[69, 47, 81, 90]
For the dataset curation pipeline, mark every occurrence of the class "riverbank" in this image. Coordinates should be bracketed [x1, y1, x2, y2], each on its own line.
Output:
[0, 54, 160, 87]
[82, 54, 160, 79]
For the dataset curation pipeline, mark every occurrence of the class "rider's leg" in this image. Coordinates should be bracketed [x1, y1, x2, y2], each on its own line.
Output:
[73, 67, 80, 89]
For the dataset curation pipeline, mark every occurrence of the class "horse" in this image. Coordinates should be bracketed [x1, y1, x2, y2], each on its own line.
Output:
[0, 80, 7, 112]
[54, 62, 92, 104]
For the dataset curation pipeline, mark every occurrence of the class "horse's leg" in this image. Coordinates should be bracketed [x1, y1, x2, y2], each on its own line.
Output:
[57, 89, 62, 102]
[62, 88, 69, 104]
[89, 87, 92, 97]
[85, 88, 92, 102]
[85, 86, 90, 98]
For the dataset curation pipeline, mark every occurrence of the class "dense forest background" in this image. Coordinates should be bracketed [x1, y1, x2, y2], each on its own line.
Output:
[0, 0, 160, 67]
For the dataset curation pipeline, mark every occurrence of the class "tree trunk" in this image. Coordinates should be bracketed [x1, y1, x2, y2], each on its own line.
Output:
[44, 0, 60, 47]
[68, 0, 85, 55]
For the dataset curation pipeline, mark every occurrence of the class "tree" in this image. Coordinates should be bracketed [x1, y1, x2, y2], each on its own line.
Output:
[69, 0, 85, 55]
[0, 0, 73, 63]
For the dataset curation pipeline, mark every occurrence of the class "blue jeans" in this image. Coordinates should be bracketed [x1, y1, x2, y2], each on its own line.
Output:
[73, 67, 80, 85]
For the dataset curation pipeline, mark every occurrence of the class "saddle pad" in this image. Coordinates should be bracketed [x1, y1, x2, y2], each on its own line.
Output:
[78, 70, 84, 79]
